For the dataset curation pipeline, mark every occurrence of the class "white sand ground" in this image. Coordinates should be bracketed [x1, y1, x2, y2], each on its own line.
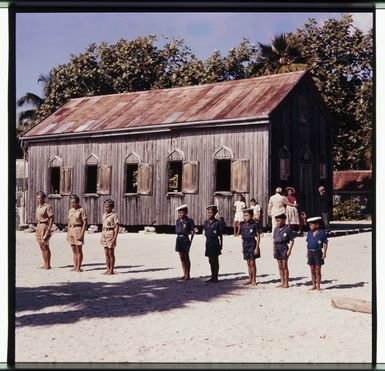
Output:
[15, 230, 372, 363]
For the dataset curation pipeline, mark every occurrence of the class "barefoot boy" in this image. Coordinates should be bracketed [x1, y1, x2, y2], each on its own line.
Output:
[306, 216, 328, 291]
[101, 199, 120, 275]
[175, 204, 195, 280]
[241, 208, 261, 286]
[203, 205, 223, 283]
[273, 213, 295, 288]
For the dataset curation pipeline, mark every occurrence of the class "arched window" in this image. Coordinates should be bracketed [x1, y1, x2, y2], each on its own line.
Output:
[85, 153, 99, 194]
[320, 153, 327, 179]
[125, 152, 140, 194]
[279, 147, 290, 181]
[167, 149, 185, 192]
[214, 145, 234, 192]
[48, 156, 63, 195]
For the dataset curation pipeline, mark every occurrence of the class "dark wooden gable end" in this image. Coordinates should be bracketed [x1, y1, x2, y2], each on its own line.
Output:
[268, 73, 334, 217]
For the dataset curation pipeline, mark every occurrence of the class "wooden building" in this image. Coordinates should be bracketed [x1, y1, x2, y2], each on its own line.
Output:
[20, 70, 333, 228]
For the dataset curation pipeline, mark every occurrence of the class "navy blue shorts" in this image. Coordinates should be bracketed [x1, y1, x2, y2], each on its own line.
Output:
[274, 244, 288, 260]
[307, 250, 324, 266]
[243, 241, 258, 260]
[205, 239, 222, 257]
[175, 235, 191, 253]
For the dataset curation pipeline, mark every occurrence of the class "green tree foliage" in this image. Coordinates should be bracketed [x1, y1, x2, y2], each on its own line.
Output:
[295, 15, 373, 169]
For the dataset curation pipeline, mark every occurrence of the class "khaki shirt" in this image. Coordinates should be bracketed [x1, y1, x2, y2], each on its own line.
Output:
[68, 207, 87, 225]
[267, 194, 288, 217]
[35, 203, 53, 223]
[102, 212, 119, 229]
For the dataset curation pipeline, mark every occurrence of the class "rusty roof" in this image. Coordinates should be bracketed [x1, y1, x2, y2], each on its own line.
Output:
[333, 170, 372, 192]
[23, 70, 308, 139]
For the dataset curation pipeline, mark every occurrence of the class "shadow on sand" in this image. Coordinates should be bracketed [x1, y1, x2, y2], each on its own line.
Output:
[16, 273, 248, 328]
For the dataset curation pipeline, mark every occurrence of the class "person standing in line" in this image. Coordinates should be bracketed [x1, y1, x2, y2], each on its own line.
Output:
[203, 205, 224, 283]
[175, 204, 195, 281]
[35, 191, 54, 269]
[285, 187, 300, 232]
[267, 187, 288, 231]
[318, 186, 332, 233]
[240, 208, 261, 286]
[233, 193, 246, 237]
[101, 199, 119, 275]
[67, 194, 87, 272]
[305, 216, 329, 291]
[272, 213, 295, 288]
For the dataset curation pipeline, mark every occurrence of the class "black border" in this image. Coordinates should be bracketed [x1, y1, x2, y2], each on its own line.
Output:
[8, 1, 376, 369]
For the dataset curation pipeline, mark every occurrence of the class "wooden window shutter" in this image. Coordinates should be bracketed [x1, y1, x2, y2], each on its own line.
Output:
[97, 165, 112, 195]
[60, 166, 73, 195]
[231, 159, 249, 193]
[182, 161, 199, 194]
[137, 163, 153, 195]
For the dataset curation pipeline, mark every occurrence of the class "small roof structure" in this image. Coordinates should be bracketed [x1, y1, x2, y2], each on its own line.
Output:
[22, 70, 313, 139]
[333, 170, 372, 192]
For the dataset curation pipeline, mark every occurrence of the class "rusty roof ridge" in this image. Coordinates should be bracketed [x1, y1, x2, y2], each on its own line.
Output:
[67, 70, 308, 101]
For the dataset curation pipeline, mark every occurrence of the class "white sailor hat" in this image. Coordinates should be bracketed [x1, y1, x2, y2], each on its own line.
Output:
[274, 213, 286, 219]
[176, 204, 188, 212]
[307, 216, 322, 223]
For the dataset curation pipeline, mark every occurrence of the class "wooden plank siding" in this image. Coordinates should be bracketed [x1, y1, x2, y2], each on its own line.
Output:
[26, 124, 270, 228]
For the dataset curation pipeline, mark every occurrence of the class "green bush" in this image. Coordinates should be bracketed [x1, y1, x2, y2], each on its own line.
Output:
[333, 199, 361, 221]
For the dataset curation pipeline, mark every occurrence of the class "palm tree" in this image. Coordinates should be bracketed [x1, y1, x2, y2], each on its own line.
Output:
[256, 33, 310, 75]
[17, 73, 51, 128]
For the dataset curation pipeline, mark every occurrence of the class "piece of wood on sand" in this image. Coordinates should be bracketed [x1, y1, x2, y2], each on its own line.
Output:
[331, 297, 371, 314]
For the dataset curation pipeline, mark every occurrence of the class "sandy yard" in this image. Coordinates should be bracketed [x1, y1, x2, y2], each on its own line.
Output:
[15, 230, 372, 363]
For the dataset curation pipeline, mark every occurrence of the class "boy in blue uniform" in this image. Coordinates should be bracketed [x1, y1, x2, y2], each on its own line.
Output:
[175, 204, 195, 281]
[241, 208, 261, 286]
[306, 216, 329, 291]
[273, 213, 295, 288]
[203, 205, 223, 283]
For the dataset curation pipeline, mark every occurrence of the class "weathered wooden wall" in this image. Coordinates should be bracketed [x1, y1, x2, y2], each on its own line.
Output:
[270, 80, 333, 217]
[26, 124, 270, 227]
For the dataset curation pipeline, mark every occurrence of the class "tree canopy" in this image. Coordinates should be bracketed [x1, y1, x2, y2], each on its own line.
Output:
[17, 15, 372, 170]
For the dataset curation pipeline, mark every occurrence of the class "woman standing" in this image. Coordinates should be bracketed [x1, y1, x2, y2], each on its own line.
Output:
[67, 194, 87, 272]
[285, 187, 300, 231]
[233, 193, 246, 237]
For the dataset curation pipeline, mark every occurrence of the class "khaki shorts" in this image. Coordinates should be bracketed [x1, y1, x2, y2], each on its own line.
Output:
[101, 230, 116, 249]
[67, 226, 84, 246]
[35, 223, 51, 245]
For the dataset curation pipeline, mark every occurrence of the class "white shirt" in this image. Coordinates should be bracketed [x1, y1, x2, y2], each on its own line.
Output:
[267, 193, 288, 217]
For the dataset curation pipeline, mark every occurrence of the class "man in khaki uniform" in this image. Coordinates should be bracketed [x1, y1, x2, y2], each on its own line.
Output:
[101, 199, 119, 275]
[35, 191, 54, 269]
[67, 194, 87, 272]
[267, 187, 288, 231]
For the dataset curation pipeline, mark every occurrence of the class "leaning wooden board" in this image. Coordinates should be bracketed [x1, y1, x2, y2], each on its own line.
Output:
[331, 297, 371, 314]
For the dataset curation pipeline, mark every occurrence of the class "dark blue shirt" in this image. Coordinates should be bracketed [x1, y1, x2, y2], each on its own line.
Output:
[175, 217, 195, 235]
[273, 225, 294, 246]
[203, 218, 223, 239]
[241, 220, 259, 242]
[306, 229, 328, 250]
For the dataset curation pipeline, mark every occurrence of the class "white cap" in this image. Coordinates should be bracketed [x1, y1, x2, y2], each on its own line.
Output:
[307, 216, 322, 223]
[176, 204, 188, 211]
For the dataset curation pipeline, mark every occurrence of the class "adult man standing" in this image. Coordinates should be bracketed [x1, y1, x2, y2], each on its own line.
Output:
[267, 187, 288, 231]
[318, 186, 332, 232]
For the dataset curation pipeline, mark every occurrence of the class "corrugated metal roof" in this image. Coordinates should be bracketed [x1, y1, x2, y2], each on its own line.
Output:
[333, 170, 372, 192]
[23, 70, 307, 138]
